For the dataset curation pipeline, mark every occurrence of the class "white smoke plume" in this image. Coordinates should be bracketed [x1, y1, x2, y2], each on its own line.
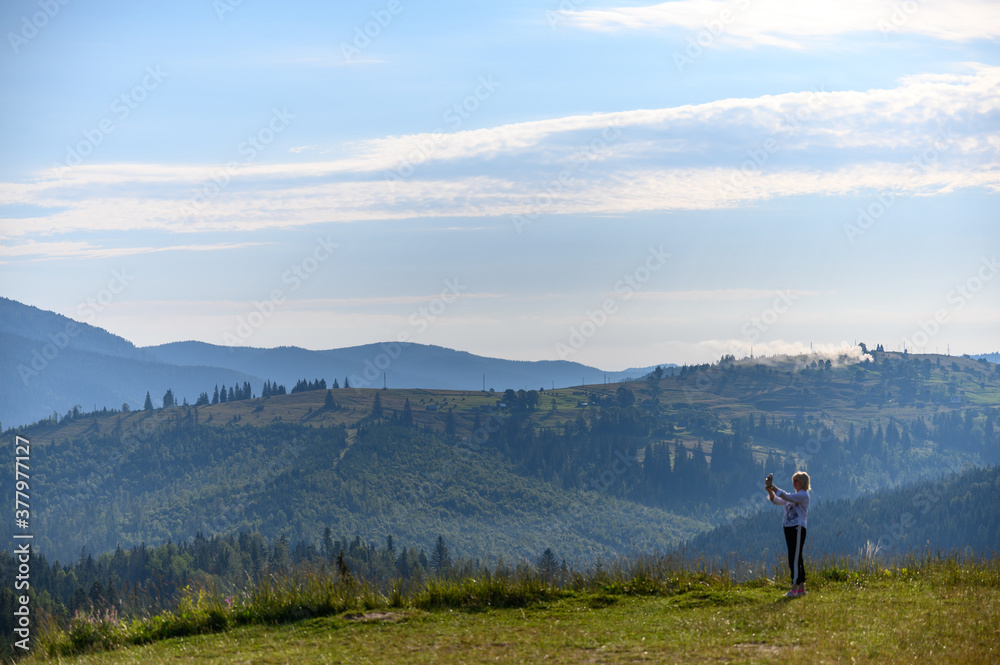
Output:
[701, 339, 871, 367]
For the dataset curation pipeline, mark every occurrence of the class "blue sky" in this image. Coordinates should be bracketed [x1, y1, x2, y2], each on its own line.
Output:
[1, 0, 997, 369]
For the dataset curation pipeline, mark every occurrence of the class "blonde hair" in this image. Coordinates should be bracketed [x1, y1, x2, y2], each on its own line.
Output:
[793, 471, 811, 491]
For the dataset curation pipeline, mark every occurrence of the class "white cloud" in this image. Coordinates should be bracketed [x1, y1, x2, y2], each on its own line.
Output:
[0, 65, 997, 237]
[0, 239, 270, 261]
[629, 289, 822, 302]
[563, 0, 1000, 45]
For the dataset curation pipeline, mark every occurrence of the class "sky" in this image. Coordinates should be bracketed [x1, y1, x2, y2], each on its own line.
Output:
[0, 0, 997, 370]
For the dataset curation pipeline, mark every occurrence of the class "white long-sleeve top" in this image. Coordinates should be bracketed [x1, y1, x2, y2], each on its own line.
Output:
[771, 487, 809, 528]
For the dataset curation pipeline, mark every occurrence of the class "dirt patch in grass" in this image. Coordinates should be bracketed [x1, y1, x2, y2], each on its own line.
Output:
[342, 611, 404, 623]
[733, 642, 798, 655]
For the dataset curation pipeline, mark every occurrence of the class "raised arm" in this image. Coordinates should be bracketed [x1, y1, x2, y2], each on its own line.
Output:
[766, 479, 781, 504]
[773, 487, 807, 506]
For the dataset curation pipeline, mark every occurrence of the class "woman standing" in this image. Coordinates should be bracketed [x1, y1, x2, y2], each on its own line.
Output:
[766, 471, 810, 597]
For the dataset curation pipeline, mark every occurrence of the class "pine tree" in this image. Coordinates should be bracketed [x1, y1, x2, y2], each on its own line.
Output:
[88, 580, 105, 609]
[430, 535, 451, 574]
[143, 392, 153, 411]
[271, 535, 291, 571]
[219, 385, 227, 403]
[537, 548, 558, 580]
[397, 549, 410, 577]
[372, 392, 383, 418]
[324, 390, 336, 409]
[336, 549, 352, 581]
[401, 398, 413, 426]
[162, 389, 175, 408]
[445, 409, 456, 438]
[322, 527, 335, 562]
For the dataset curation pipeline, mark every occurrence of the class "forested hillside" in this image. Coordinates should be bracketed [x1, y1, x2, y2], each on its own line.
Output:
[5, 348, 998, 567]
[684, 464, 1000, 562]
[6, 412, 705, 564]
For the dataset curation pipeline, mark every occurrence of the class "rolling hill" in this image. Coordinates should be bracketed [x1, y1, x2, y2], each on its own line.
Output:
[5, 347, 998, 565]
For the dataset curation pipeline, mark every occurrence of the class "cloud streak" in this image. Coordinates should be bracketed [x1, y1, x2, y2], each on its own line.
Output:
[0, 240, 271, 262]
[562, 0, 1000, 45]
[1, 65, 997, 238]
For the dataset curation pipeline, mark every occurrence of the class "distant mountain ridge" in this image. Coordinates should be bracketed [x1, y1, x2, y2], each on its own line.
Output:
[0, 298, 675, 428]
[0, 298, 257, 430]
[143, 340, 670, 393]
[0, 296, 152, 362]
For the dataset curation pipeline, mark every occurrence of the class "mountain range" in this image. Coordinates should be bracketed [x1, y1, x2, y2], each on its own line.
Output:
[0, 297, 673, 429]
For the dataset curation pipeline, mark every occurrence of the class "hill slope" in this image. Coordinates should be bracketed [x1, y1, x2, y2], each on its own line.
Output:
[5, 409, 706, 563]
[683, 464, 1000, 562]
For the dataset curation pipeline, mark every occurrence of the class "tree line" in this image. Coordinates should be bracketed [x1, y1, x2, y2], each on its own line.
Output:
[0, 530, 475, 657]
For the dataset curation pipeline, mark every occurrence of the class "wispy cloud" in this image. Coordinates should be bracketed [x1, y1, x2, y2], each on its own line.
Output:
[562, 0, 1000, 45]
[1, 65, 997, 238]
[629, 289, 823, 302]
[0, 240, 271, 261]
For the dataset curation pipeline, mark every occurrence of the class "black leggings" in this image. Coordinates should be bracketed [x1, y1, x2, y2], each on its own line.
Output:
[783, 525, 807, 585]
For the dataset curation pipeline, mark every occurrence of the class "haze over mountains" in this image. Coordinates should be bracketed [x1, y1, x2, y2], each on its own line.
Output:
[4, 292, 999, 568]
[7, 328, 999, 565]
[0, 298, 672, 429]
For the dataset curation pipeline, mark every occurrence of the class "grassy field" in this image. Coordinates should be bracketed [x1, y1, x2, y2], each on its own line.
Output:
[26, 558, 1000, 665]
